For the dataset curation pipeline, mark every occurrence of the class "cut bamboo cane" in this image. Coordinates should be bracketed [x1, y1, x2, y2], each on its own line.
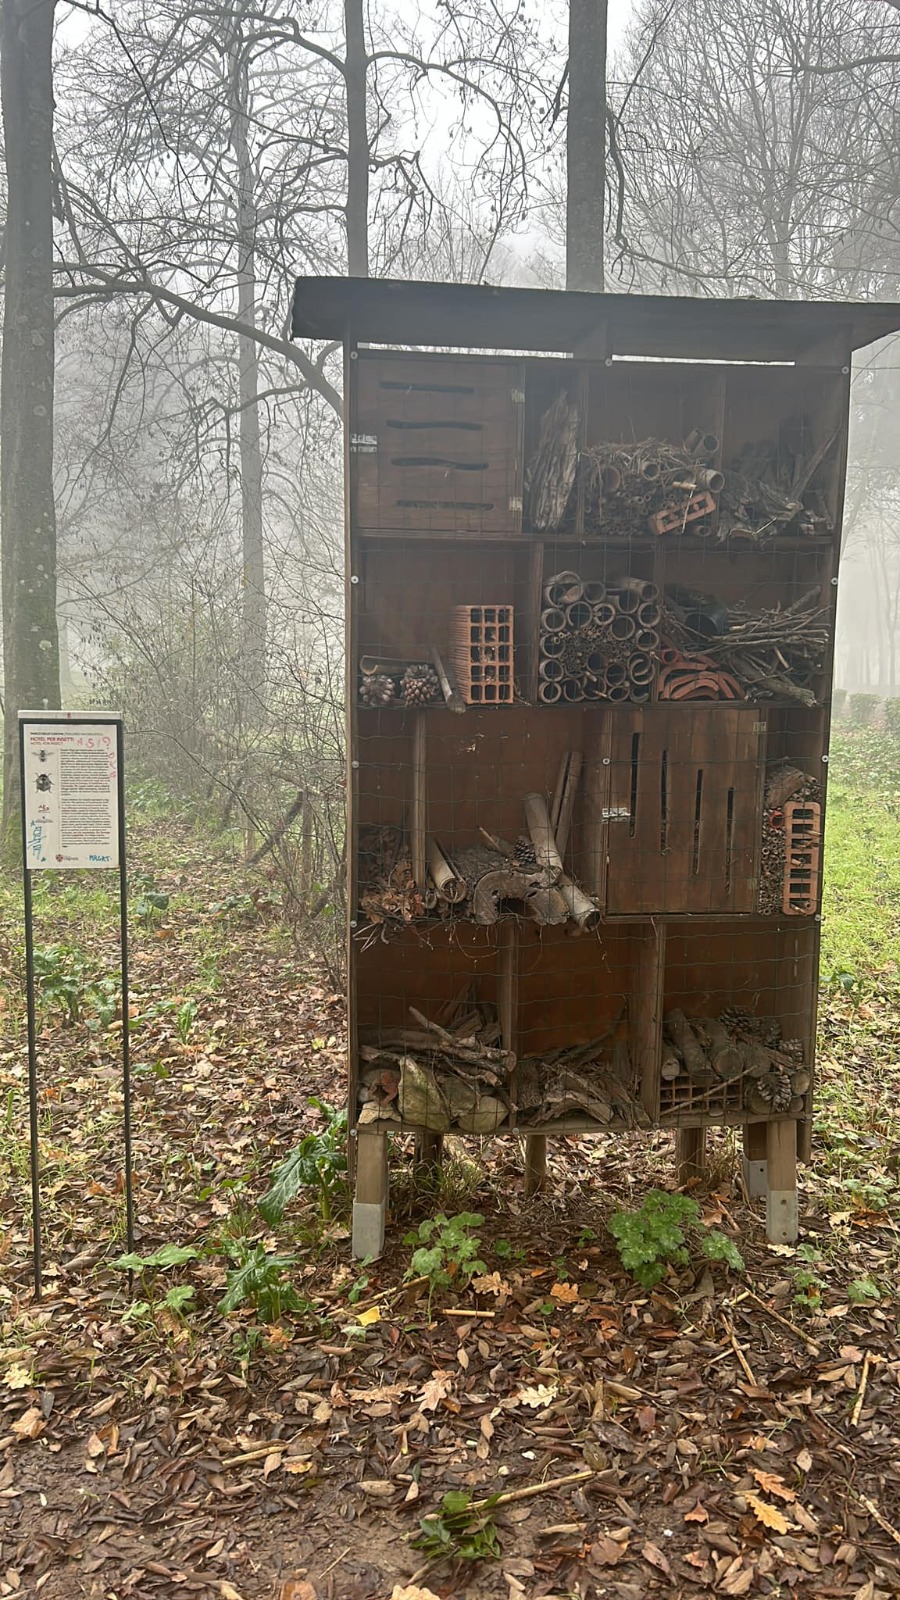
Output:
[610, 614, 636, 642]
[539, 657, 565, 682]
[541, 606, 566, 633]
[562, 678, 585, 701]
[538, 681, 562, 703]
[430, 645, 466, 714]
[559, 879, 601, 930]
[544, 572, 582, 606]
[426, 836, 468, 903]
[523, 791, 565, 877]
[550, 750, 583, 859]
[565, 600, 593, 629]
[412, 714, 427, 890]
[540, 632, 566, 658]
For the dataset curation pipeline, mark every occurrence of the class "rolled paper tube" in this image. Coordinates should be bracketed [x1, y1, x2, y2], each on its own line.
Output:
[638, 580, 660, 602]
[426, 836, 468, 903]
[636, 628, 660, 652]
[610, 613, 636, 641]
[559, 879, 602, 930]
[538, 679, 562, 703]
[701, 433, 719, 455]
[600, 464, 622, 492]
[565, 600, 593, 629]
[637, 601, 661, 628]
[540, 631, 566, 658]
[695, 467, 725, 493]
[586, 650, 608, 675]
[683, 429, 719, 456]
[628, 653, 654, 685]
[605, 661, 627, 686]
[608, 682, 630, 701]
[592, 601, 616, 627]
[630, 684, 652, 702]
[583, 678, 607, 700]
[541, 606, 567, 634]
[359, 655, 406, 676]
[638, 458, 661, 481]
[561, 677, 585, 701]
[683, 428, 702, 454]
[583, 581, 607, 604]
[539, 656, 565, 682]
[611, 586, 641, 614]
[544, 572, 582, 606]
[523, 791, 565, 875]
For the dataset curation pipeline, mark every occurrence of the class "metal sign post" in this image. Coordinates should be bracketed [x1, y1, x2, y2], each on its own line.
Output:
[18, 711, 133, 1300]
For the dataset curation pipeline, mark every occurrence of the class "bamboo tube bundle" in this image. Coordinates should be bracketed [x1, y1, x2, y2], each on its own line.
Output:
[538, 566, 661, 701]
[579, 437, 723, 536]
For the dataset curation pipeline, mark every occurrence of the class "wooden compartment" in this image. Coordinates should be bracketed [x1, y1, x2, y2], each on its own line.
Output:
[352, 351, 524, 536]
[599, 705, 766, 915]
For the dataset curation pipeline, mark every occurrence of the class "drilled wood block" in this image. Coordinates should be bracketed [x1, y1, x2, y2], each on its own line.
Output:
[353, 353, 523, 534]
[782, 800, 822, 915]
[452, 604, 515, 704]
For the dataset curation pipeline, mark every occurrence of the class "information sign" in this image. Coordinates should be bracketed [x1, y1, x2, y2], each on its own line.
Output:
[22, 721, 119, 869]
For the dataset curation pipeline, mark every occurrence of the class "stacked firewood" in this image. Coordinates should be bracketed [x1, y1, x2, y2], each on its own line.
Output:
[758, 764, 822, 915]
[539, 570, 659, 703]
[357, 996, 512, 1133]
[582, 433, 721, 539]
[661, 1008, 809, 1118]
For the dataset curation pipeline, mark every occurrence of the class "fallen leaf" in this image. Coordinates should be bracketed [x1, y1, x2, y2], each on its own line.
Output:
[262, 1450, 283, 1478]
[516, 1384, 557, 1409]
[751, 1468, 796, 1503]
[312, 1400, 332, 1425]
[641, 1540, 671, 1576]
[85, 1432, 105, 1458]
[636, 1404, 657, 1434]
[720, 1563, 755, 1596]
[417, 1370, 453, 1412]
[745, 1492, 790, 1534]
[550, 1281, 580, 1303]
[358, 1478, 395, 1499]
[589, 1535, 626, 1568]
[684, 1502, 709, 1524]
[10, 1408, 44, 1441]
[278, 1584, 319, 1600]
[220, 1584, 246, 1600]
[3, 1366, 33, 1392]
[283, 1459, 315, 1475]
[390, 1587, 442, 1600]
[472, 1272, 507, 1297]
[796, 1447, 813, 1473]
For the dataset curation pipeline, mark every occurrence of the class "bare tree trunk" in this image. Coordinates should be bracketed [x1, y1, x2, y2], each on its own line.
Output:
[228, 13, 266, 699]
[566, 0, 607, 292]
[1, 0, 61, 831]
[344, 0, 369, 276]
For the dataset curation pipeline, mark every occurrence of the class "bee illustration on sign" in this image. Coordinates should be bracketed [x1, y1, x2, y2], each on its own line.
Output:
[35, 773, 53, 792]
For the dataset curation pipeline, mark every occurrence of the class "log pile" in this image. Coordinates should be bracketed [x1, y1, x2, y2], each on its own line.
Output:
[582, 434, 721, 539]
[516, 1037, 650, 1128]
[357, 995, 512, 1133]
[758, 764, 822, 915]
[539, 570, 659, 703]
[660, 1007, 809, 1119]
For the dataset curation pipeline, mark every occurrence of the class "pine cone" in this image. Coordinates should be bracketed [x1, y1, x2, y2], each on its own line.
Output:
[781, 1037, 804, 1063]
[401, 664, 440, 706]
[359, 673, 396, 707]
[514, 834, 538, 868]
[720, 1006, 751, 1034]
[752, 1071, 793, 1114]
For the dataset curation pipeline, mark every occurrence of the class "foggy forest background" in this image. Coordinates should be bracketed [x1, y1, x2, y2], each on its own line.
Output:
[3, 0, 900, 957]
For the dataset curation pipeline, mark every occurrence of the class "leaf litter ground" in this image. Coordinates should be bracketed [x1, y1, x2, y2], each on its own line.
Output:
[0, 801, 899, 1600]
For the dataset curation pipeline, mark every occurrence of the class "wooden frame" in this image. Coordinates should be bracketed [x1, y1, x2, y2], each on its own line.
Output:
[297, 280, 900, 1256]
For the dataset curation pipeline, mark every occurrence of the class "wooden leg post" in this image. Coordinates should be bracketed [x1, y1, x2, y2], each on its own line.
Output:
[524, 1134, 546, 1197]
[675, 1126, 706, 1186]
[352, 1131, 388, 1260]
[766, 1119, 798, 1244]
[742, 1121, 768, 1199]
[414, 1129, 444, 1171]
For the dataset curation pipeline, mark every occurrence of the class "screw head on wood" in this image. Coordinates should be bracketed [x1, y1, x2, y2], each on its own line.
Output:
[350, 575, 359, 584]
[351, 759, 359, 769]
[821, 754, 828, 763]
[831, 577, 838, 586]
[602, 757, 611, 766]
[350, 350, 358, 359]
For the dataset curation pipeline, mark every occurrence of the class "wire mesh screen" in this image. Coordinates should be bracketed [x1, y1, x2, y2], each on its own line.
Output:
[349, 347, 841, 1142]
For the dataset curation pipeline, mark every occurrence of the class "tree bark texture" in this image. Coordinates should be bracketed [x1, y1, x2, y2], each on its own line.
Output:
[1, 0, 61, 828]
[228, 13, 266, 697]
[566, 0, 607, 293]
[344, 0, 369, 276]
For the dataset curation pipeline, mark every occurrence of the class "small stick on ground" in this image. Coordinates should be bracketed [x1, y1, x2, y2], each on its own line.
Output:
[722, 1314, 757, 1387]
[734, 1285, 821, 1355]
[469, 1467, 595, 1512]
[851, 1352, 872, 1427]
[852, 1488, 900, 1547]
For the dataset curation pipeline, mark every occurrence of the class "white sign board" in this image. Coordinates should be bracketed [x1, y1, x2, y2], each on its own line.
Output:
[21, 721, 120, 870]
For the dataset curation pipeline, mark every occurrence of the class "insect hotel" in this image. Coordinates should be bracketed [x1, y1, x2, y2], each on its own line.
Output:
[290, 278, 900, 1259]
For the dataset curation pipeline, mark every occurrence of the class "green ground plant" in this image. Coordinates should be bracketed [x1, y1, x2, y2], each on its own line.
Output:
[218, 1240, 306, 1321]
[412, 1489, 501, 1564]
[608, 1189, 744, 1289]
[405, 1211, 487, 1299]
[257, 1099, 348, 1224]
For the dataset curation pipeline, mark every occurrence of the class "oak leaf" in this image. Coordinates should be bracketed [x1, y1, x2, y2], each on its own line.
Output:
[751, 1468, 796, 1503]
[550, 1281, 580, 1303]
[684, 1502, 708, 1523]
[417, 1369, 453, 1412]
[745, 1492, 790, 1534]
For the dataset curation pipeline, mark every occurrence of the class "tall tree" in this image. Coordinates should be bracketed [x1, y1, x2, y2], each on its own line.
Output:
[1, 0, 61, 827]
[566, 0, 607, 291]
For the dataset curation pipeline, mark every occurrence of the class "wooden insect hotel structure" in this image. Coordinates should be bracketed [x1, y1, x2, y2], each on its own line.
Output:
[290, 278, 900, 1259]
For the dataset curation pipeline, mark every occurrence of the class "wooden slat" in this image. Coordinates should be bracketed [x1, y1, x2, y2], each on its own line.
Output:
[354, 353, 523, 535]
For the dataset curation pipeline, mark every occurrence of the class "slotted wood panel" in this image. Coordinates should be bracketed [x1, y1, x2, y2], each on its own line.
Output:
[353, 353, 523, 535]
[604, 707, 765, 914]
